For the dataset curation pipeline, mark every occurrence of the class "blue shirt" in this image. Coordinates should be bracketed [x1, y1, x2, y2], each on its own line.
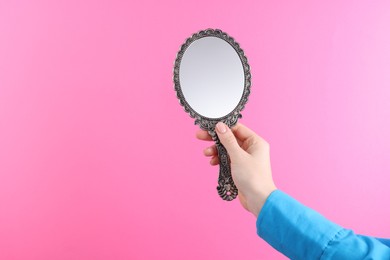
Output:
[256, 190, 390, 259]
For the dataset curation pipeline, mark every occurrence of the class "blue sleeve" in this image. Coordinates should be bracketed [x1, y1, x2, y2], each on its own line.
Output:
[256, 190, 390, 260]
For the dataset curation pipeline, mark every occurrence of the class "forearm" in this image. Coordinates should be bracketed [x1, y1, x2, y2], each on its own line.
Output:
[256, 190, 390, 259]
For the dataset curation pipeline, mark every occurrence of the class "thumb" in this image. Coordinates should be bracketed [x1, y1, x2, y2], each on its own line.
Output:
[215, 122, 242, 159]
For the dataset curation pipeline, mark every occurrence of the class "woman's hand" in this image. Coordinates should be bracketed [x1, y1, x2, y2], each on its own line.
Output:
[196, 122, 277, 217]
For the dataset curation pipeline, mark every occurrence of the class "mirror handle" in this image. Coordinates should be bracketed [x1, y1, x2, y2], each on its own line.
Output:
[210, 130, 238, 201]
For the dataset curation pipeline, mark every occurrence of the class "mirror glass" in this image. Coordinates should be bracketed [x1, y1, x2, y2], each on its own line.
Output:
[179, 36, 245, 118]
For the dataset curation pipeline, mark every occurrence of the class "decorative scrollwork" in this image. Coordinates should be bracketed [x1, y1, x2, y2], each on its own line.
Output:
[173, 29, 251, 201]
[214, 132, 239, 201]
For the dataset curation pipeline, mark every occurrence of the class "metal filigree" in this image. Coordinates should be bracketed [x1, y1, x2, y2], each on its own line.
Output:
[173, 28, 251, 201]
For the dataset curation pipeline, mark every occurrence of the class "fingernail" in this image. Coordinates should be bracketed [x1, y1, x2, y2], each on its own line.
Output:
[216, 122, 227, 134]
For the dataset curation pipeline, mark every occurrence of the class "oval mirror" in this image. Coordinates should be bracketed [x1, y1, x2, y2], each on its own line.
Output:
[173, 29, 251, 201]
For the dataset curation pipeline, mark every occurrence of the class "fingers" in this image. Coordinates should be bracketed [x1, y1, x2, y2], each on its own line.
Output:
[196, 124, 258, 144]
[232, 123, 269, 152]
[203, 145, 217, 157]
[210, 156, 219, 166]
[215, 122, 242, 158]
[195, 129, 223, 166]
[197, 123, 266, 166]
[231, 123, 258, 143]
[196, 129, 213, 141]
[202, 146, 219, 165]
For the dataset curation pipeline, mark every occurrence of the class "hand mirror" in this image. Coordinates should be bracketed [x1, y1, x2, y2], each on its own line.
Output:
[173, 29, 251, 201]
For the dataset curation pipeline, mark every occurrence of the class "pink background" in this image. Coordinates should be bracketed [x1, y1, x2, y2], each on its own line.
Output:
[1, 1, 390, 259]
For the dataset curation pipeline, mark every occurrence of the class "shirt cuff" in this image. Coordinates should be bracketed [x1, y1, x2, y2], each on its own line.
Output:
[256, 190, 343, 259]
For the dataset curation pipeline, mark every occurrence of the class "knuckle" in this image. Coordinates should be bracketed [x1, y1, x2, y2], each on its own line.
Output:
[256, 137, 270, 150]
[225, 133, 237, 145]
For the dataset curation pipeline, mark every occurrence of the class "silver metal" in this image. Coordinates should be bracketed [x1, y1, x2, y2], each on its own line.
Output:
[173, 28, 251, 201]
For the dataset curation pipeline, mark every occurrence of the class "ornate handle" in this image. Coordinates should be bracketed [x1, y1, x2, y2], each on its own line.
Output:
[209, 130, 238, 201]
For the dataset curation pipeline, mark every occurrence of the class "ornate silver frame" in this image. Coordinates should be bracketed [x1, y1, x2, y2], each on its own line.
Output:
[173, 29, 251, 201]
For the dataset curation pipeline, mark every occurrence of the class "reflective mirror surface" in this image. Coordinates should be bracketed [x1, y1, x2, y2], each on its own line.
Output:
[179, 36, 245, 118]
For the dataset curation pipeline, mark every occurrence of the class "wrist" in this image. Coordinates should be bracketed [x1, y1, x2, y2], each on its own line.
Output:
[248, 186, 277, 217]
